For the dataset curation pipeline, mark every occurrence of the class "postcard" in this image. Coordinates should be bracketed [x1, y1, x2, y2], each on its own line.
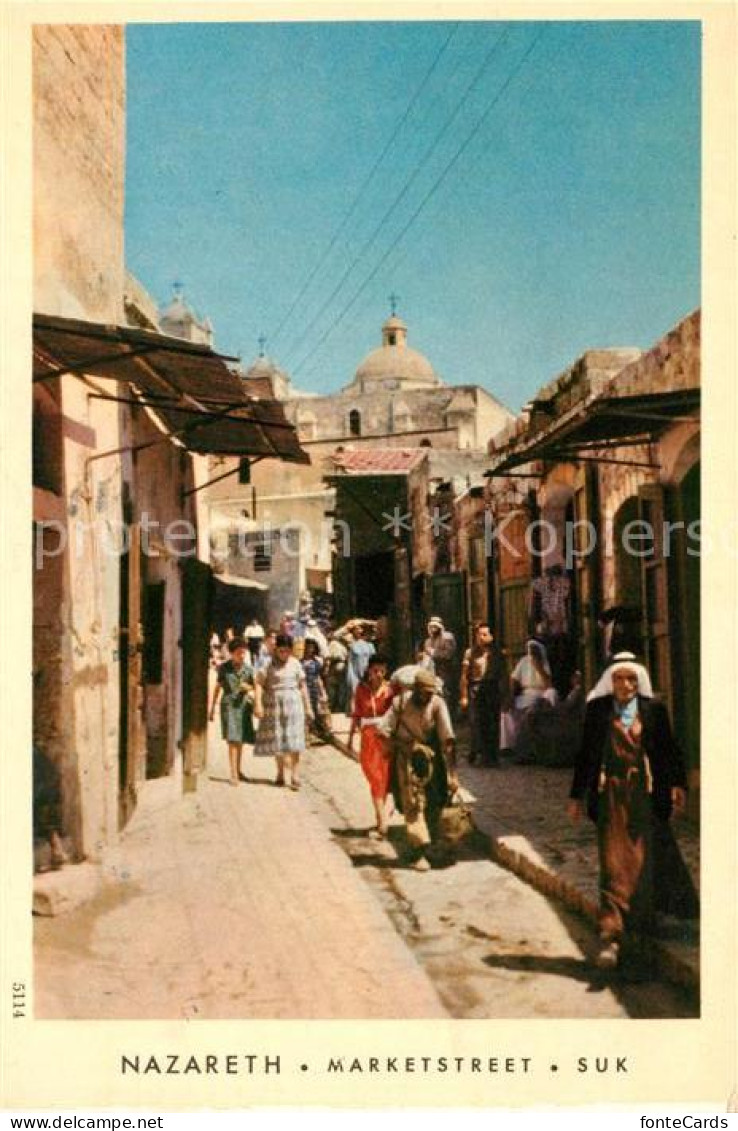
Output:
[1, 0, 735, 1112]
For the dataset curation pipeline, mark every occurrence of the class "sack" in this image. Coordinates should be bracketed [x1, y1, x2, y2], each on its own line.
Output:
[437, 793, 474, 845]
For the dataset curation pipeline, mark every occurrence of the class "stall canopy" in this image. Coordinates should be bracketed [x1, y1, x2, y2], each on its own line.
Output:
[488, 388, 700, 475]
[33, 313, 309, 464]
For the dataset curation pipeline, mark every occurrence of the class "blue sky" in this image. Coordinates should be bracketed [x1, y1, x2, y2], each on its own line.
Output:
[125, 20, 700, 411]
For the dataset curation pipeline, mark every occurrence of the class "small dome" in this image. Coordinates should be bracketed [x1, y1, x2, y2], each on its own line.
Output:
[242, 355, 285, 380]
[160, 286, 214, 345]
[241, 354, 292, 399]
[161, 293, 196, 325]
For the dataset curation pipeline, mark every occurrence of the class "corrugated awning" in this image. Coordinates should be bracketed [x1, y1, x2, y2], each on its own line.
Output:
[488, 389, 700, 474]
[33, 313, 309, 464]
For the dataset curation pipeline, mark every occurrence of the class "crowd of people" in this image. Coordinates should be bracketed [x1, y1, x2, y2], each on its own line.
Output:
[207, 606, 698, 971]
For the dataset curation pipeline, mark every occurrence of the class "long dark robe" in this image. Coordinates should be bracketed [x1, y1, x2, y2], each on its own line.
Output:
[572, 696, 699, 940]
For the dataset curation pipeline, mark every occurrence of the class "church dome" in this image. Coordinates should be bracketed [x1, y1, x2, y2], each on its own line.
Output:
[242, 355, 287, 382]
[160, 285, 214, 346]
[349, 312, 440, 392]
[240, 349, 292, 400]
[160, 294, 193, 325]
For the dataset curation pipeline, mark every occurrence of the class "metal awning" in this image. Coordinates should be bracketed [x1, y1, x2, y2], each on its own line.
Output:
[33, 313, 309, 464]
[488, 389, 700, 474]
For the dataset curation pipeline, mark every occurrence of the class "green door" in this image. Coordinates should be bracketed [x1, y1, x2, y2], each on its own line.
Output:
[392, 546, 413, 667]
[428, 571, 468, 654]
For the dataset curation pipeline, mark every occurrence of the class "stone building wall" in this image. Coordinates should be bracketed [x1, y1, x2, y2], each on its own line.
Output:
[128, 410, 201, 780]
[51, 378, 124, 859]
[223, 527, 304, 627]
[589, 310, 700, 608]
[33, 25, 125, 323]
[603, 310, 700, 398]
[452, 490, 486, 574]
[285, 385, 511, 450]
[452, 489, 490, 628]
[408, 459, 432, 578]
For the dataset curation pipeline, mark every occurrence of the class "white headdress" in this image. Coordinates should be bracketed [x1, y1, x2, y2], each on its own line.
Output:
[526, 638, 552, 675]
[586, 652, 654, 702]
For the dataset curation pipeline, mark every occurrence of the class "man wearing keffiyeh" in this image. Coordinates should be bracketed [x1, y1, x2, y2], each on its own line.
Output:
[568, 654, 698, 970]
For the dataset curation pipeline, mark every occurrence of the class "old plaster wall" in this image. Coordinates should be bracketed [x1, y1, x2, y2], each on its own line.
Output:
[56, 379, 124, 859]
[222, 527, 303, 627]
[33, 24, 126, 858]
[131, 411, 200, 779]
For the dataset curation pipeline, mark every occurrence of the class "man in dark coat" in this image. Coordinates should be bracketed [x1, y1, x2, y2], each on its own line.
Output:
[460, 623, 504, 766]
[568, 657, 698, 969]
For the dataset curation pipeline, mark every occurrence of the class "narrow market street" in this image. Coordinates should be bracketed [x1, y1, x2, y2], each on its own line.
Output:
[34, 719, 696, 1021]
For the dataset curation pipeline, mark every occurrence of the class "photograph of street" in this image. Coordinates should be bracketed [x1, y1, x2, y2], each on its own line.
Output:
[32, 18, 700, 1020]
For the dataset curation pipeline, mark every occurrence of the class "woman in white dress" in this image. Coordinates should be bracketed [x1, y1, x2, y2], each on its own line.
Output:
[253, 634, 314, 790]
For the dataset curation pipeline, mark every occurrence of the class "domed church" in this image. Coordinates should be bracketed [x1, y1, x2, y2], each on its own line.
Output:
[349, 313, 439, 392]
[206, 305, 514, 622]
[268, 308, 512, 451]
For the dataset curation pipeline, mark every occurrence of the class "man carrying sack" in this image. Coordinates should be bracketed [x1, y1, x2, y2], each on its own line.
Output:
[378, 669, 461, 872]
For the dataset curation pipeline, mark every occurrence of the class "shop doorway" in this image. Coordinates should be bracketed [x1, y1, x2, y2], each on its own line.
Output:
[118, 520, 144, 829]
[354, 551, 395, 618]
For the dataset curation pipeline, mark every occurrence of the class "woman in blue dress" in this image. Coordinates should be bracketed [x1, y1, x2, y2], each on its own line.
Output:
[209, 637, 256, 786]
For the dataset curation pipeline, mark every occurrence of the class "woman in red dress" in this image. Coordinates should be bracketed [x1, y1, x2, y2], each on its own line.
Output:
[349, 655, 394, 839]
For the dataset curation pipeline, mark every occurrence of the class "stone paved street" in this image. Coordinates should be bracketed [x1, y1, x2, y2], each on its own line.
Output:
[459, 752, 700, 903]
[34, 718, 697, 1020]
[326, 710, 699, 990]
[301, 720, 696, 1019]
[34, 728, 445, 1020]
[452, 722, 700, 989]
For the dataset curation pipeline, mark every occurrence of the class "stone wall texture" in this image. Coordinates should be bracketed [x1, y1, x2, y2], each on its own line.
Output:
[33, 25, 125, 322]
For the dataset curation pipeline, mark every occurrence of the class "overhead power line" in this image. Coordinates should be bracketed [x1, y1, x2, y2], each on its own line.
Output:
[282, 25, 511, 368]
[385, 61, 543, 285]
[269, 22, 460, 352]
[294, 26, 546, 382]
